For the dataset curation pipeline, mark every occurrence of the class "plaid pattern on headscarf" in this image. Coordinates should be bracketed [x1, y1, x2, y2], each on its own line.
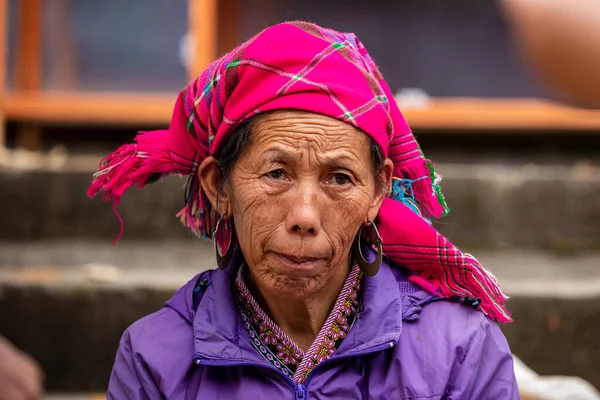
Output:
[88, 21, 510, 323]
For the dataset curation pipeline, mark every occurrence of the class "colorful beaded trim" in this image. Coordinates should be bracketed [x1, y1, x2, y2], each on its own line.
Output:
[235, 265, 363, 383]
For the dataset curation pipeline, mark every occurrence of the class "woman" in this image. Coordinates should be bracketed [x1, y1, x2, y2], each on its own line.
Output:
[90, 22, 518, 399]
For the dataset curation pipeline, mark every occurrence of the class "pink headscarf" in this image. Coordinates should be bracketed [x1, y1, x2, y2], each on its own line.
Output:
[88, 21, 510, 323]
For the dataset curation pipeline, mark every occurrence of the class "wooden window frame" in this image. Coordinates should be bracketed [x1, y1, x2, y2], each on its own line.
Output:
[0, 0, 599, 150]
[0, 0, 219, 148]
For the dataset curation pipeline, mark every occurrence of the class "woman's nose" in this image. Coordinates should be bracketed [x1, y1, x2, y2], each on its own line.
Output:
[285, 184, 321, 236]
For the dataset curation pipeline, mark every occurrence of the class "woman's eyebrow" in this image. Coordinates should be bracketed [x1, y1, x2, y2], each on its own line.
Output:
[260, 149, 296, 162]
[261, 148, 360, 170]
[318, 158, 358, 172]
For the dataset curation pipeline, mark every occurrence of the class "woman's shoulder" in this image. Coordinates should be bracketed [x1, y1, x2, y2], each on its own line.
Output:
[125, 306, 193, 350]
[390, 264, 501, 338]
[418, 297, 494, 335]
[388, 263, 512, 370]
[402, 283, 509, 357]
[117, 307, 194, 384]
[119, 274, 201, 365]
[391, 300, 517, 398]
[110, 300, 196, 397]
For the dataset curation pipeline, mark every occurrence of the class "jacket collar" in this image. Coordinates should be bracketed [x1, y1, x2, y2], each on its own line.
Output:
[190, 249, 404, 364]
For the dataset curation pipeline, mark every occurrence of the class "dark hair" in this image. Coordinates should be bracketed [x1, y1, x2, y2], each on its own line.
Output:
[213, 116, 387, 194]
[213, 118, 255, 195]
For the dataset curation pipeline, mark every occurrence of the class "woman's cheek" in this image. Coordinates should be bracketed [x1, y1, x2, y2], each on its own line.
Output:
[322, 195, 369, 258]
[331, 191, 371, 224]
[232, 181, 281, 250]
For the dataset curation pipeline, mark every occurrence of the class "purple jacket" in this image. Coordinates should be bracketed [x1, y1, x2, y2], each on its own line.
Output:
[108, 259, 519, 399]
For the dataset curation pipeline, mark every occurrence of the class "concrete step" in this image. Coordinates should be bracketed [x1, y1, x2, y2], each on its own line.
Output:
[0, 241, 599, 391]
[1, 162, 599, 250]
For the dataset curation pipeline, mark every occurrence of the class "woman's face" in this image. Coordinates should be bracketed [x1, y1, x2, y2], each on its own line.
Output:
[221, 111, 391, 299]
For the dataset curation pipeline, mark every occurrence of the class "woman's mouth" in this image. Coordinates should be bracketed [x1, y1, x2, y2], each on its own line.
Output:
[273, 253, 323, 269]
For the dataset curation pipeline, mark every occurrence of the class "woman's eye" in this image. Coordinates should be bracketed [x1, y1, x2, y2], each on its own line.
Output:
[267, 169, 286, 180]
[332, 173, 352, 185]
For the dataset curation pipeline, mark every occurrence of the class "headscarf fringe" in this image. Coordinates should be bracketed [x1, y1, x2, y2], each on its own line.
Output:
[87, 129, 174, 243]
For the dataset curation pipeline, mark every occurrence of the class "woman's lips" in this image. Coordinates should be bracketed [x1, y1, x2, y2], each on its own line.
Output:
[274, 253, 323, 268]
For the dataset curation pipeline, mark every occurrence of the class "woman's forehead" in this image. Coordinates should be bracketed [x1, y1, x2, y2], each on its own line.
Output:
[249, 110, 370, 151]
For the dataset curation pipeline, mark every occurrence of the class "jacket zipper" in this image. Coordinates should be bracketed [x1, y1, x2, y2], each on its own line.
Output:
[194, 340, 396, 399]
[295, 384, 306, 400]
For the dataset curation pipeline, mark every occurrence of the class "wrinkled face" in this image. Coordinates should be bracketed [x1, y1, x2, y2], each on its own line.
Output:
[221, 111, 391, 299]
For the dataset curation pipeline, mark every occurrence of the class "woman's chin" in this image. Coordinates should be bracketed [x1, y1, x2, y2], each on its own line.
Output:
[264, 270, 326, 299]
[269, 279, 320, 299]
[250, 254, 336, 298]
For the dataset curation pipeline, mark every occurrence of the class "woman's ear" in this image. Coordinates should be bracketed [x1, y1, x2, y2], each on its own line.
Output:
[367, 158, 394, 222]
[198, 156, 231, 216]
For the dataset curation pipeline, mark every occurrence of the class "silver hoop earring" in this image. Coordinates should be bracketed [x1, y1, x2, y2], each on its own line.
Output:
[213, 216, 235, 270]
[351, 220, 383, 276]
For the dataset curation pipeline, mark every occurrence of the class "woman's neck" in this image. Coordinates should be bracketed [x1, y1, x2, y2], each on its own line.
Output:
[248, 263, 351, 352]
